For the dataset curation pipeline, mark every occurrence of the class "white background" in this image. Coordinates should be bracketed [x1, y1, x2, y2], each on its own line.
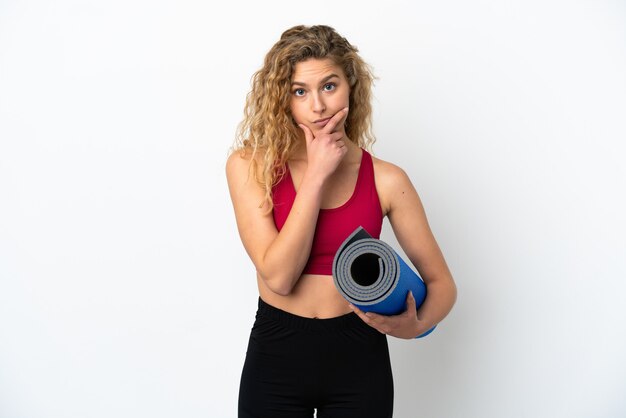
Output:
[1, 1, 625, 417]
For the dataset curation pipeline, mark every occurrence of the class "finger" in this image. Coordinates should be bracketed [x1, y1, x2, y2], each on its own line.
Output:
[322, 107, 349, 134]
[348, 303, 363, 316]
[349, 304, 373, 323]
[365, 315, 391, 335]
[329, 131, 345, 143]
[350, 305, 390, 334]
[298, 123, 314, 144]
[406, 291, 416, 312]
[350, 306, 367, 321]
[365, 311, 384, 322]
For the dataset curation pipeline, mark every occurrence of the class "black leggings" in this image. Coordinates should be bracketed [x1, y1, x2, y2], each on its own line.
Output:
[238, 298, 394, 418]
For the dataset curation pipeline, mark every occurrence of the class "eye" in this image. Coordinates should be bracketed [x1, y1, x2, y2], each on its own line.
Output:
[323, 83, 336, 92]
[293, 88, 306, 97]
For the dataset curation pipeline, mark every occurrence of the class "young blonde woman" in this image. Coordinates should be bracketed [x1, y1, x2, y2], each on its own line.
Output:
[226, 25, 457, 418]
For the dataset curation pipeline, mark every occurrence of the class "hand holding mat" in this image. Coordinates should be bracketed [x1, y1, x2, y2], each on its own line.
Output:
[332, 226, 436, 338]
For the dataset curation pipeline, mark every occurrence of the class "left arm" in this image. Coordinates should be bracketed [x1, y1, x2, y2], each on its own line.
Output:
[350, 158, 457, 339]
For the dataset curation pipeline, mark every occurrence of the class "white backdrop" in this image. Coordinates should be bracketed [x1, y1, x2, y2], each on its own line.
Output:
[1, 1, 625, 417]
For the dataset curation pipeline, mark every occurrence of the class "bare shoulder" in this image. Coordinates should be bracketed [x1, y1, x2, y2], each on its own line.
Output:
[226, 147, 253, 177]
[371, 155, 417, 215]
[225, 147, 264, 187]
[371, 154, 412, 185]
[225, 148, 269, 214]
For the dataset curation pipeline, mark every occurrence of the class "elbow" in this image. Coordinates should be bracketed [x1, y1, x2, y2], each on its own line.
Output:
[267, 280, 294, 297]
[258, 271, 296, 296]
[448, 274, 458, 303]
[271, 285, 293, 297]
[442, 275, 458, 309]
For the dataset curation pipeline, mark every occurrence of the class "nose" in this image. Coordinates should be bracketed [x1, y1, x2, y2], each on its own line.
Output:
[311, 92, 326, 114]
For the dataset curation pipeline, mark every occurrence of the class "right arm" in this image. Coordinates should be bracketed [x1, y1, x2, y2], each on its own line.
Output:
[225, 109, 348, 295]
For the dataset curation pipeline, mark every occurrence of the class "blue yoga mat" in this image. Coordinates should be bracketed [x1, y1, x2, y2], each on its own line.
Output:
[332, 226, 435, 338]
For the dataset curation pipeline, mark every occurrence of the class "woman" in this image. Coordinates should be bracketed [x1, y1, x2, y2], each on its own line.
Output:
[226, 25, 456, 418]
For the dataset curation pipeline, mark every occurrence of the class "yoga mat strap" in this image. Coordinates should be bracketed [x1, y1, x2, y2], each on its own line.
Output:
[332, 226, 436, 339]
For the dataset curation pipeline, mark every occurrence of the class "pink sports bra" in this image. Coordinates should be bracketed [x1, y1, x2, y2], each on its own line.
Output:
[272, 149, 383, 275]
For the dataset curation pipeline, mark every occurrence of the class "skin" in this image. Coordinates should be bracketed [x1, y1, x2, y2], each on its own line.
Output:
[226, 58, 456, 339]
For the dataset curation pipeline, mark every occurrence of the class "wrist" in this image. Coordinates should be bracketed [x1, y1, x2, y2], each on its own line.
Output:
[300, 170, 327, 191]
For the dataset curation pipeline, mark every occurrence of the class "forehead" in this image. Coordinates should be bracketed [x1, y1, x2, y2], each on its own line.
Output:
[291, 58, 345, 82]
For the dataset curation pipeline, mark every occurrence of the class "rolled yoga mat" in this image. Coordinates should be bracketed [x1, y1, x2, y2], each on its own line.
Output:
[332, 226, 436, 338]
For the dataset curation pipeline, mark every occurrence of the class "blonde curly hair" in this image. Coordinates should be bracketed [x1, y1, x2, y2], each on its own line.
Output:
[232, 25, 376, 210]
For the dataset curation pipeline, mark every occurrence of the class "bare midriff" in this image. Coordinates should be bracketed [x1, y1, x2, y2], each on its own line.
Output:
[257, 273, 352, 319]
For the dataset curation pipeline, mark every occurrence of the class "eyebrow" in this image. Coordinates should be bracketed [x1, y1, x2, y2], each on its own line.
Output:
[291, 74, 339, 87]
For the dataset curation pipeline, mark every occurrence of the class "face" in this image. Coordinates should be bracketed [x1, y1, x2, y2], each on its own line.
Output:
[289, 58, 350, 135]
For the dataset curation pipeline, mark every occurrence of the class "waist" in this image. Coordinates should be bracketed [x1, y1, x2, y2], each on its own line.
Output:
[257, 273, 352, 318]
[256, 297, 362, 332]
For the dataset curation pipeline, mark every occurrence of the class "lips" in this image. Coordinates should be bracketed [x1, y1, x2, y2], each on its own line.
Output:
[313, 117, 332, 128]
